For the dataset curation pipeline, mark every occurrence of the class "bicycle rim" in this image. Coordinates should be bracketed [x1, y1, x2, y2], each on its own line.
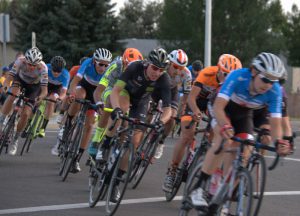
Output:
[20, 134, 32, 156]
[105, 143, 134, 216]
[165, 170, 183, 202]
[0, 115, 16, 155]
[89, 165, 107, 207]
[248, 154, 266, 216]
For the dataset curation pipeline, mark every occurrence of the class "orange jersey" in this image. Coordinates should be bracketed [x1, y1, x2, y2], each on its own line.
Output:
[69, 65, 80, 79]
[194, 66, 220, 98]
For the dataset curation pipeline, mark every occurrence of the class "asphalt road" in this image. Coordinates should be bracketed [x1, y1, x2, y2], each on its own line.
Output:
[0, 121, 300, 216]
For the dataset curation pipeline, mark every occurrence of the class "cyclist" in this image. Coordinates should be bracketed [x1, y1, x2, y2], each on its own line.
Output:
[56, 56, 88, 125]
[189, 52, 292, 210]
[0, 66, 10, 106]
[188, 60, 204, 81]
[0, 47, 48, 155]
[162, 54, 242, 192]
[88, 48, 143, 158]
[153, 49, 192, 159]
[61, 48, 112, 172]
[38, 56, 70, 138]
[96, 48, 172, 201]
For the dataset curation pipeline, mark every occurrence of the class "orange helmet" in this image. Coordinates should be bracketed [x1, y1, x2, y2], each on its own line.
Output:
[217, 54, 242, 73]
[123, 48, 143, 63]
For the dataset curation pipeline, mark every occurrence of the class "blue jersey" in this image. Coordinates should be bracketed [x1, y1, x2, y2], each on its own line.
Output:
[187, 65, 196, 81]
[76, 58, 104, 86]
[218, 68, 282, 117]
[47, 64, 70, 89]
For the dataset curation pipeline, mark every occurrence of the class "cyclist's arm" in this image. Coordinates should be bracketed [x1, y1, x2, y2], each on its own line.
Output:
[270, 117, 283, 141]
[39, 85, 48, 99]
[93, 84, 106, 103]
[160, 106, 172, 124]
[213, 97, 230, 127]
[59, 88, 67, 100]
[110, 80, 125, 109]
[188, 85, 202, 117]
[68, 75, 81, 95]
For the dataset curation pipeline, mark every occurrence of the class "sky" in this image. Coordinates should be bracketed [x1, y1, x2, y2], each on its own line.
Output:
[111, 0, 300, 13]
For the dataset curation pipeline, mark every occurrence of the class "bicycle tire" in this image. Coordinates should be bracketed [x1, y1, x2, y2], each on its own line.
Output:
[220, 169, 253, 216]
[105, 142, 134, 216]
[131, 132, 159, 189]
[247, 154, 266, 216]
[0, 115, 16, 155]
[89, 163, 107, 207]
[20, 134, 33, 156]
[165, 168, 183, 202]
[61, 123, 83, 181]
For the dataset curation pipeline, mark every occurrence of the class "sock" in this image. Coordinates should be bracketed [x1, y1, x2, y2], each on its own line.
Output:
[116, 169, 126, 185]
[76, 148, 85, 162]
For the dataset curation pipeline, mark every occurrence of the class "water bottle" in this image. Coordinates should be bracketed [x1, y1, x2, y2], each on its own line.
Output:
[108, 148, 120, 170]
[209, 168, 223, 196]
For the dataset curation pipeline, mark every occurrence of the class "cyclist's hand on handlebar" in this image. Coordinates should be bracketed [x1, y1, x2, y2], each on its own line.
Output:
[220, 124, 234, 139]
[111, 107, 123, 120]
[35, 96, 42, 105]
[275, 139, 292, 156]
[192, 111, 202, 122]
[67, 93, 75, 103]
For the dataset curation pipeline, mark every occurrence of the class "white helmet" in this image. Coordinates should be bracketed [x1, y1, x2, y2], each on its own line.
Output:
[93, 48, 112, 62]
[251, 52, 285, 78]
[25, 47, 43, 65]
[168, 49, 188, 67]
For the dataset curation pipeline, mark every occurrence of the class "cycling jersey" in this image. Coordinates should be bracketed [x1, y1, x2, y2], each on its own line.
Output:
[46, 64, 70, 89]
[218, 68, 282, 117]
[99, 56, 123, 89]
[115, 61, 171, 107]
[9, 57, 48, 86]
[76, 58, 104, 86]
[194, 66, 219, 98]
[170, 66, 192, 94]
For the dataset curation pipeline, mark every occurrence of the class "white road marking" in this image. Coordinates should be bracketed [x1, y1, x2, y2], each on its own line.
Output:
[1, 192, 300, 215]
[265, 155, 300, 162]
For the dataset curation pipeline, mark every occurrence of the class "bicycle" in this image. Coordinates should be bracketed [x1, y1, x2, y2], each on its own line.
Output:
[58, 98, 98, 181]
[164, 117, 211, 202]
[20, 98, 57, 155]
[0, 90, 32, 155]
[88, 113, 159, 216]
[180, 134, 280, 216]
[129, 101, 163, 189]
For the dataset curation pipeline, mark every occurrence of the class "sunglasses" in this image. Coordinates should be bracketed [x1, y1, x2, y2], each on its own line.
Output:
[172, 63, 184, 70]
[95, 61, 109, 68]
[258, 74, 278, 84]
[220, 71, 228, 77]
[150, 64, 164, 72]
[27, 62, 37, 67]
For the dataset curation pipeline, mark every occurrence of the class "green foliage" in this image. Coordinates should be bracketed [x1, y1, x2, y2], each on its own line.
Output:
[118, 0, 163, 39]
[11, 0, 120, 67]
[283, 5, 300, 66]
[158, 0, 289, 65]
[0, 0, 10, 13]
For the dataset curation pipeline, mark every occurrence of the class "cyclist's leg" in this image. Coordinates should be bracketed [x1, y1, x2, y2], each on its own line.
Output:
[68, 86, 85, 116]
[88, 88, 111, 157]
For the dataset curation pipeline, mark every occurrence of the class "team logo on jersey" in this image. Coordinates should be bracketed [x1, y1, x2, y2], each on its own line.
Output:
[237, 76, 247, 81]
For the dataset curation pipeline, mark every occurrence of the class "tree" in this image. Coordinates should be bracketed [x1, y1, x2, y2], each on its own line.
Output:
[0, 0, 10, 13]
[118, 0, 163, 39]
[158, 0, 205, 62]
[283, 5, 300, 66]
[158, 0, 287, 65]
[11, 0, 120, 67]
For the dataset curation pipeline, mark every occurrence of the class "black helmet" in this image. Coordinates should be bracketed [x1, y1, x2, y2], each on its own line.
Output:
[50, 56, 66, 73]
[192, 60, 204, 71]
[148, 48, 169, 69]
[79, 56, 88, 65]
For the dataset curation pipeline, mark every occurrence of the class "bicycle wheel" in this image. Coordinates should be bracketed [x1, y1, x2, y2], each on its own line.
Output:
[0, 115, 16, 155]
[89, 162, 108, 207]
[165, 168, 184, 202]
[221, 169, 253, 216]
[105, 142, 134, 216]
[20, 134, 33, 156]
[130, 131, 159, 189]
[247, 154, 266, 216]
[61, 124, 83, 181]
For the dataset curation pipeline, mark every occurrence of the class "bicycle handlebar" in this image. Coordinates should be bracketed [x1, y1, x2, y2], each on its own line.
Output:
[185, 116, 210, 129]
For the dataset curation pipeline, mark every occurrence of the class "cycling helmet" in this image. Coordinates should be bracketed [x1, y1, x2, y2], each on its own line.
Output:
[168, 49, 188, 67]
[93, 48, 112, 62]
[79, 56, 88, 65]
[148, 48, 169, 69]
[50, 56, 66, 73]
[25, 47, 43, 65]
[192, 60, 204, 71]
[251, 52, 285, 78]
[2, 66, 10, 72]
[218, 54, 242, 73]
[123, 48, 143, 63]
